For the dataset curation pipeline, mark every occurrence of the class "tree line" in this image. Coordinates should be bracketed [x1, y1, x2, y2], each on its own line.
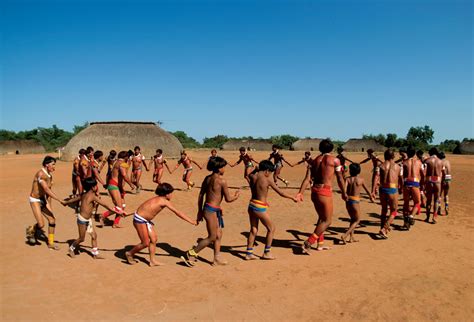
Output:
[0, 124, 470, 153]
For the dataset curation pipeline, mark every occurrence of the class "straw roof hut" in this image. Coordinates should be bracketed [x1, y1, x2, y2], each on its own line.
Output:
[0, 140, 45, 155]
[342, 139, 385, 152]
[291, 138, 323, 151]
[459, 139, 474, 154]
[222, 139, 272, 151]
[62, 122, 183, 161]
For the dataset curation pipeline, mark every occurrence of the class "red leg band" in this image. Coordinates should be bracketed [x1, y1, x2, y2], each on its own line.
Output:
[390, 211, 398, 218]
[308, 233, 318, 245]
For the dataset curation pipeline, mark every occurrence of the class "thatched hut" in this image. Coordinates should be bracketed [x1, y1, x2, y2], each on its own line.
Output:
[291, 139, 323, 151]
[62, 122, 183, 161]
[459, 139, 474, 154]
[0, 140, 45, 155]
[342, 139, 385, 152]
[222, 139, 272, 151]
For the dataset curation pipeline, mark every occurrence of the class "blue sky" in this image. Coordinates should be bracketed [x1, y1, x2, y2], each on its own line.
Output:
[1, 0, 472, 143]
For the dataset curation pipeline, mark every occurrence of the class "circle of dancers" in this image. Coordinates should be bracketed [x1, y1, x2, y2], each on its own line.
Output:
[26, 140, 452, 266]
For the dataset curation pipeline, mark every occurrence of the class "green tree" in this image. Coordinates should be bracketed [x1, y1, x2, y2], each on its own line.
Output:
[385, 133, 398, 147]
[0, 130, 17, 141]
[202, 135, 229, 149]
[270, 134, 299, 149]
[406, 125, 434, 149]
[438, 139, 460, 153]
[73, 122, 89, 134]
[171, 131, 201, 149]
[362, 133, 386, 146]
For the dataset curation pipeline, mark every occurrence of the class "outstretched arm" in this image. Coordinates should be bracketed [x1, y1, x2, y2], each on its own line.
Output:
[270, 180, 298, 202]
[222, 179, 240, 203]
[119, 166, 135, 189]
[361, 180, 374, 202]
[359, 157, 370, 164]
[336, 174, 347, 200]
[92, 167, 105, 186]
[93, 196, 122, 214]
[283, 159, 294, 167]
[296, 167, 312, 201]
[165, 201, 197, 225]
[191, 159, 203, 170]
[39, 179, 65, 205]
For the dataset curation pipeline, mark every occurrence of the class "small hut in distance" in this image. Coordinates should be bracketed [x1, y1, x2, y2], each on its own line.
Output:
[62, 121, 183, 161]
[0, 140, 46, 155]
[222, 139, 273, 151]
[459, 139, 474, 154]
[291, 138, 323, 151]
[343, 138, 385, 152]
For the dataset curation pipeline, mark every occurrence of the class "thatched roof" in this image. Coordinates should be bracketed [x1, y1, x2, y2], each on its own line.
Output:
[459, 140, 474, 154]
[0, 140, 45, 155]
[222, 139, 273, 151]
[291, 139, 323, 151]
[62, 122, 183, 161]
[342, 139, 385, 152]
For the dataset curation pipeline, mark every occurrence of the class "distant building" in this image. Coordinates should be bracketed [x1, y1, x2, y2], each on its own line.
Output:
[342, 139, 385, 152]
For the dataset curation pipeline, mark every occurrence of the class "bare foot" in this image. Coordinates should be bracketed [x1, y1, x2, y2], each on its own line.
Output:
[149, 261, 164, 267]
[349, 237, 359, 243]
[68, 247, 76, 258]
[316, 246, 331, 251]
[301, 241, 312, 255]
[112, 224, 123, 229]
[245, 253, 258, 261]
[48, 244, 60, 251]
[97, 216, 104, 228]
[212, 256, 228, 266]
[261, 252, 276, 260]
[93, 254, 105, 260]
[340, 235, 347, 245]
[125, 251, 137, 265]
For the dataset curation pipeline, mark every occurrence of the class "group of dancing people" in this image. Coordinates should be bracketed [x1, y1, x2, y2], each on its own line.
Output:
[26, 139, 452, 266]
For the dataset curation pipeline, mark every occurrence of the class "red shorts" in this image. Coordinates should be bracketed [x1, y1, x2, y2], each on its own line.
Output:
[311, 184, 333, 198]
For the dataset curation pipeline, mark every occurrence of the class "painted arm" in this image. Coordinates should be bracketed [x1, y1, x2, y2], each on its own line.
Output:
[191, 159, 203, 170]
[359, 157, 370, 164]
[197, 179, 207, 222]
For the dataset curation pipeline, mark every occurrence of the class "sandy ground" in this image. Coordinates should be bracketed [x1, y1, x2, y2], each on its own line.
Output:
[1, 150, 473, 321]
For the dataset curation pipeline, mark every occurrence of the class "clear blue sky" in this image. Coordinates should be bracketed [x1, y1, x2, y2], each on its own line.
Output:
[1, 0, 472, 143]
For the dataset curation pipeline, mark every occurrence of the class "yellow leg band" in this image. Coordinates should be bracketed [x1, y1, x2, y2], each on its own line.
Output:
[188, 248, 198, 257]
[48, 233, 54, 245]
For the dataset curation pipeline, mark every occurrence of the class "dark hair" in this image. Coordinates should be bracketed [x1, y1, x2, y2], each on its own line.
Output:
[438, 152, 446, 159]
[416, 150, 424, 159]
[239, 147, 246, 152]
[211, 149, 217, 153]
[109, 150, 117, 157]
[86, 146, 94, 154]
[399, 147, 407, 154]
[156, 149, 162, 154]
[337, 146, 343, 153]
[155, 183, 174, 196]
[127, 150, 133, 157]
[384, 149, 395, 160]
[407, 146, 416, 158]
[42, 156, 56, 166]
[94, 150, 103, 160]
[207, 156, 227, 172]
[83, 177, 97, 192]
[305, 151, 311, 156]
[367, 149, 374, 154]
[79, 148, 86, 155]
[429, 147, 438, 156]
[118, 151, 128, 159]
[134, 146, 140, 151]
[349, 163, 361, 176]
[258, 160, 275, 172]
[319, 139, 334, 154]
